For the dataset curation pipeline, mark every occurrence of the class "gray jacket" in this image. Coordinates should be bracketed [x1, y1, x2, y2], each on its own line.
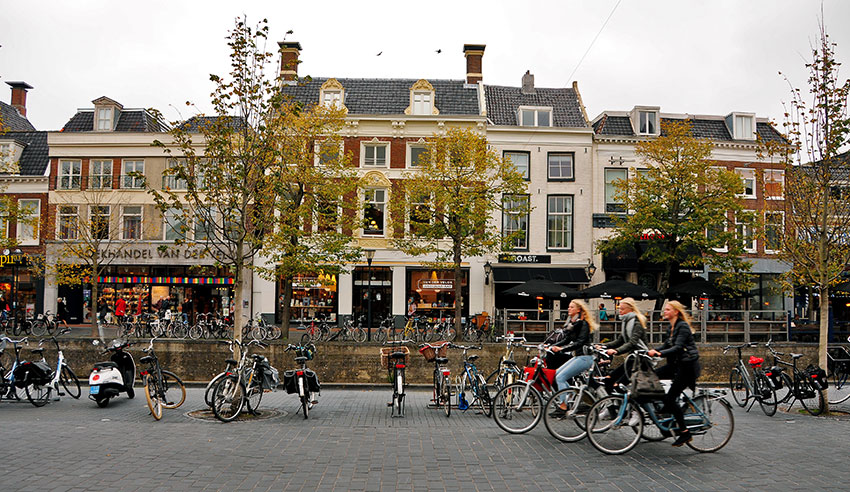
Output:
[602, 312, 648, 355]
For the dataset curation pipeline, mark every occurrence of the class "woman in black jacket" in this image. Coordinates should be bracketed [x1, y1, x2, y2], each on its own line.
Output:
[648, 300, 700, 447]
[597, 297, 648, 394]
[549, 299, 597, 415]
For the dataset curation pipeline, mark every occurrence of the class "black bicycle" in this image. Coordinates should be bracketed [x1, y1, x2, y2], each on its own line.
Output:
[139, 338, 187, 420]
[724, 342, 778, 416]
[283, 343, 320, 418]
[382, 340, 412, 417]
[765, 340, 824, 416]
[420, 341, 452, 417]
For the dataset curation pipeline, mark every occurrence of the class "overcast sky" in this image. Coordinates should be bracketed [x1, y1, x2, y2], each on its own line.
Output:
[2, 0, 849, 132]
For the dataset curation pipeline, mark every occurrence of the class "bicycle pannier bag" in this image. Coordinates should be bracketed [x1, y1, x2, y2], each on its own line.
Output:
[765, 366, 785, 389]
[13, 360, 54, 388]
[628, 357, 665, 398]
[255, 357, 280, 391]
[304, 369, 321, 393]
[805, 364, 828, 391]
[282, 370, 298, 394]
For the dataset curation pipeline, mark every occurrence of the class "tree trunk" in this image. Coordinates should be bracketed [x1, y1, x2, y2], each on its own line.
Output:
[232, 262, 243, 359]
[453, 242, 463, 336]
[282, 276, 293, 338]
[819, 284, 830, 413]
[90, 279, 99, 338]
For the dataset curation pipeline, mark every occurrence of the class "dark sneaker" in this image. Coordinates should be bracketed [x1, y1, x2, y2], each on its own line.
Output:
[671, 432, 692, 447]
[548, 407, 566, 418]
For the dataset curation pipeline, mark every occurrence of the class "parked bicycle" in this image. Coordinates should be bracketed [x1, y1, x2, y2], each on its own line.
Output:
[327, 315, 366, 343]
[419, 341, 453, 417]
[0, 336, 28, 400]
[282, 343, 320, 418]
[138, 337, 187, 420]
[20, 328, 80, 407]
[298, 315, 333, 343]
[381, 339, 412, 417]
[30, 311, 59, 336]
[454, 344, 492, 417]
[827, 335, 850, 404]
[485, 334, 526, 397]
[492, 342, 557, 434]
[209, 338, 271, 422]
[373, 314, 395, 344]
[765, 339, 825, 415]
[725, 342, 778, 416]
[584, 351, 734, 455]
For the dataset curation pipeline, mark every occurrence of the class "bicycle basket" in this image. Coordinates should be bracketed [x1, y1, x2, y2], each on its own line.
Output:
[748, 356, 764, 367]
[380, 346, 410, 369]
[419, 343, 448, 362]
[296, 345, 315, 361]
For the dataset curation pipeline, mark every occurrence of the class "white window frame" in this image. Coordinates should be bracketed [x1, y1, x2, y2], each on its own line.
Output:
[58, 205, 79, 240]
[193, 207, 216, 242]
[314, 140, 343, 167]
[605, 168, 627, 213]
[503, 194, 529, 251]
[0, 207, 8, 239]
[408, 191, 432, 234]
[122, 205, 143, 240]
[412, 91, 433, 115]
[90, 159, 113, 189]
[732, 114, 755, 140]
[362, 188, 386, 237]
[407, 142, 428, 168]
[735, 168, 756, 198]
[638, 110, 658, 135]
[58, 159, 82, 190]
[764, 211, 784, 254]
[163, 159, 188, 190]
[764, 169, 784, 200]
[16, 199, 40, 244]
[0, 142, 11, 166]
[122, 160, 145, 189]
[504, 151, 530, 180]
[96, 107, 113, 131]
[322, 90, 342, 108]
[361, 142, 389, 168]
[547, 195, 573, 251]
[517, 106, 553, 127]
[90, 205, 111, 240]
[736, 210, 756, 253]
[163, 208, 186, 241]
[707, 218, 728, 253]
[547, 152, 574, 181]
[314, 197, 343, 234]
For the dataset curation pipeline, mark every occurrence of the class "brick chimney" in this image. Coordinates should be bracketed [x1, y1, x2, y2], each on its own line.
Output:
[521, 70, 535, 95]
[6, 81, 33, 117]
[463, 44, 486, 84]
[278, 41, 302, 82]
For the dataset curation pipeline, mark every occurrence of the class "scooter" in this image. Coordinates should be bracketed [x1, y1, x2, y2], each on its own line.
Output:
[89, 339, 136, 407]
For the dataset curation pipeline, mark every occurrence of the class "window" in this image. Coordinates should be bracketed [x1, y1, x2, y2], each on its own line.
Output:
[503, 194, 529, 250]
[163, 208, 186, 241]
[58, 206, 78, 240]
[518, 107, 552, 127]
[194, 208, 215, 241]
[363, 189, 386, 236]
[736, 211, 755, 252]
[315, 141, 342, 167]
[96, 107, 113, 131]
[638, 111, 657, 135]
[765, 211, 784, 253]
[58, 160, 82, 190]
[547, 195, 573, 250]
[91, 206, 110, 240]
[736, 168, 756, 198]
[504, 151, 529, 180]
[0, 142, 11, 166]
[733, 115, 754, 140]
[547, 153, 574, 181]
[409, 145, 427, 168]
[316, 197, 341, 233]
[322, 90, 342, 108]
[122, 206, 142, 240]
[409, 192, 431, 234]
[89, 159, 112, 189]
[764, 169, 784, 200]
[412, 92, 432, 115]
[0, 208, 7, 239]
[17, 199, 40, 243]
[162, 159, 188, 190]
[363, 143, 388, 168]
[605, 169, 627, 213]
[122, 160, 145, 189]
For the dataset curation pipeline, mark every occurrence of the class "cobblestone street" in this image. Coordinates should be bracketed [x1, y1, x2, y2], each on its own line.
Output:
[1, 385, 849, 491]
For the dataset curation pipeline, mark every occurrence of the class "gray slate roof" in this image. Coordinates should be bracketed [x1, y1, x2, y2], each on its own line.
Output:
[593, 114, 786, 143]
[0, 131, 48, 176]
[281, 78, 480, 116]
[179, 116, 245, 132]
[61, 109, 168, 132]
[485, 85, 587, 128]
[0, 101, 36, 131]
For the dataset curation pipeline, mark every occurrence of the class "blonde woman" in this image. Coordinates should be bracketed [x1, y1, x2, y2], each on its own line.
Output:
[596, 297, 649, 394]
[648, 300, 701, 447]
[549, 299, 597, 416]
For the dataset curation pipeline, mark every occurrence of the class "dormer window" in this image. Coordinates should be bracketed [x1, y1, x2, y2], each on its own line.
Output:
[0, 140, 25, 169]
[406, 80, 439, 116]
[727, 112, 755, 140]
[518, 106, 552, 127]
[96, 107, 113, 131]
[320, 79, 346, 110]
[638, 110, 657, 135]
[91, 96, 123, 132]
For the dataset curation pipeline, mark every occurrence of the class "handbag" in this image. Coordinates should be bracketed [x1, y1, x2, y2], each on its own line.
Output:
[627, 356, 666, 397]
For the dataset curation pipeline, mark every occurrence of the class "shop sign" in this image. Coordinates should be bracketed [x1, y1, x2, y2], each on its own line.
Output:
[98, 245, 224, 262]
[498, 254, 551, 264]
[418, 279, 454, 290]
[0, 253, 26, 267]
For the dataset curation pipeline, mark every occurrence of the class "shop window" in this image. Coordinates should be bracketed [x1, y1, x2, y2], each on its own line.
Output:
[406, 268, 469, 320]
[286, 273, 339, 322]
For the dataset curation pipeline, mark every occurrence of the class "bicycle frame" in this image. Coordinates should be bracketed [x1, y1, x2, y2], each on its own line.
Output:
[1, 336, 27, 399]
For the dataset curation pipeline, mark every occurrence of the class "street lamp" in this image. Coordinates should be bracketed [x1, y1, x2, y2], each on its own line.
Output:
[483, 261, 492, 285]
[584, 260, 597, 281]
[364, 249, 376, 342]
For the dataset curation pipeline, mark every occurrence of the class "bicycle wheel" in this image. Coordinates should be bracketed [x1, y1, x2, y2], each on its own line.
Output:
[444, 327, 457, 342]
[374, 328, 387, 344]
[585, 395, 643, 455]
[246, 381, 263, 414]
[172, 323, 188, 339]
[442, 374, 452, 417]
[755, 373, 777, 417]
[211, 375, 245, 422]
[144, 375, 163, 420]
[544, 388, 594, 442]
[729, 369, 749, 407]
[798, 378, 825, 416]
[353, 328, 367, 344]
[685, 395, 734, 453]
[250, 325, 266, 341]
[493, 383, 543, 434]
[476, 373, 493, 417]
[160, 370, 186, 409]
[25, 382, 51, 407]
[60, 365, 81, 399]
[30, 320, 46, 336]
[773, 371, 792, 404]
[205, 372, 227, 408]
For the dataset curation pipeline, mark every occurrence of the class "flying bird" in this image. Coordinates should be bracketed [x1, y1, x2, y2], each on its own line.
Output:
[377, 51, 382, 56]
[435, 49, 441, 54]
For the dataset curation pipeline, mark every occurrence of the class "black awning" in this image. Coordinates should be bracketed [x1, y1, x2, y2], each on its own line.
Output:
[492, 266, 588, 284]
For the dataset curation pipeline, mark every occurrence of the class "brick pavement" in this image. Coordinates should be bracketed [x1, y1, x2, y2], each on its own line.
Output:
[0, 385, 848, 492]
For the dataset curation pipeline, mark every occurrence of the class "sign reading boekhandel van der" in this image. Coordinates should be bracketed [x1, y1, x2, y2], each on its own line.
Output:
[498, 254, 551, 264]
[418, 279, 454, 290]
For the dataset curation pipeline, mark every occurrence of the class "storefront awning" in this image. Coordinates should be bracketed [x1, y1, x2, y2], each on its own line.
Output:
[492, 267, 588, 284]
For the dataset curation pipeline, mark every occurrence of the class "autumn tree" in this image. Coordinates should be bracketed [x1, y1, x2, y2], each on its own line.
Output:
[773, 26, 850, 398]
[391, 127, 528, 334]
[599, 120, 754, 302]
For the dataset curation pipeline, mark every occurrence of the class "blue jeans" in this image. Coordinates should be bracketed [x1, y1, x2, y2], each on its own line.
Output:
[555, 355, 593, 403]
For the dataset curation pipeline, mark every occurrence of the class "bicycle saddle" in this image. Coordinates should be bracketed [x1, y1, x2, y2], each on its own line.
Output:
[435, 357, 449, 364]
[251, 354, 265, 361]
[139, 356, 154, 364]
[467, 355, 479, 363]
[29, 348, 44, 355]
[390, 351, 407, 359]
[502, 358, 517, 366]
[225, 358, 238, 366]
[791, 353, 804, 359]
[294, 356, 308, 363]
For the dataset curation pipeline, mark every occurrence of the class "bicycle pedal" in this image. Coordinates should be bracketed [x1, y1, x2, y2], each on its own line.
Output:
[58, 392, 66, 396]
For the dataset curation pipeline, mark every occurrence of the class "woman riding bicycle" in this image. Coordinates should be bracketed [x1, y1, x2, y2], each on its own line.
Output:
[549, 299, 597, 414]
[647, 300, 700, 447]
[596, 297, 649, 394]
